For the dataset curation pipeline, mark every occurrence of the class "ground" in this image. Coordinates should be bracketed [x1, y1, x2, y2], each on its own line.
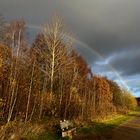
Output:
[111, 113, 140, 140]
[73, 111, 140, 140]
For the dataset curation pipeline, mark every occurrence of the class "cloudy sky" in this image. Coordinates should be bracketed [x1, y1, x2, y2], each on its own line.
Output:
[0, 0, 140, 97]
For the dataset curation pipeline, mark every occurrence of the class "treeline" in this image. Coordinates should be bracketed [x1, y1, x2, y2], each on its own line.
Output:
[0, 16, 137, 123]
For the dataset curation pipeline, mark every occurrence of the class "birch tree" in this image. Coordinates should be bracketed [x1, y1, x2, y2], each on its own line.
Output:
[6, 20, 27, 122]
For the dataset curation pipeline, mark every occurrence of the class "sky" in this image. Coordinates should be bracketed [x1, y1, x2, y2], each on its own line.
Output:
[0, 0, 140, 97]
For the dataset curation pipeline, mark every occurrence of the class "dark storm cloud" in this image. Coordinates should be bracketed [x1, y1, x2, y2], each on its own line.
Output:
[108, 48, 140, 76]
[0, 0, 140, 96]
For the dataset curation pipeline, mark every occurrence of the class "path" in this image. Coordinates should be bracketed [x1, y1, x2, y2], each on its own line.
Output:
[102, 113, 140, 140]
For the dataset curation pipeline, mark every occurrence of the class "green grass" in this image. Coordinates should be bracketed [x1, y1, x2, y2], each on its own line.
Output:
[24, 132, 72, 140]
[24, 109, 140, 139]
[23, 132, 61, 140]
[38, 133, 60, 140]
[78, 110, 140, 136]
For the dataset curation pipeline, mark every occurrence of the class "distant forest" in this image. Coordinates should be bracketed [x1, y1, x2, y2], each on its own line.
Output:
[0, 15, 137, 125]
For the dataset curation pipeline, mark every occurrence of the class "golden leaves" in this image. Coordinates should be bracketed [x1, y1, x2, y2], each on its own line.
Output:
[0, 55, 3, 68]
[11, 78, 16, 87]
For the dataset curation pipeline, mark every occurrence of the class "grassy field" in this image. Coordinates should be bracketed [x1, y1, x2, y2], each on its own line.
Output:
[24, 133, 60, 140]
[75, 110, 140, 139]
[24, 109, 140, 140]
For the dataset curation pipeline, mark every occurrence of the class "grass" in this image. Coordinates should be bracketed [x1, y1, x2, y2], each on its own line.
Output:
[37, 133, 60, 140]
[23, 132, 60, 140]
[24, 108, 140, 139]
[77, 110, 140, 136]
[24, 132, 72, 140]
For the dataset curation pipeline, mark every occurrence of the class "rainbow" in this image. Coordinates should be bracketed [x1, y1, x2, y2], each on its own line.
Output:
[27, 24, 130, 91]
